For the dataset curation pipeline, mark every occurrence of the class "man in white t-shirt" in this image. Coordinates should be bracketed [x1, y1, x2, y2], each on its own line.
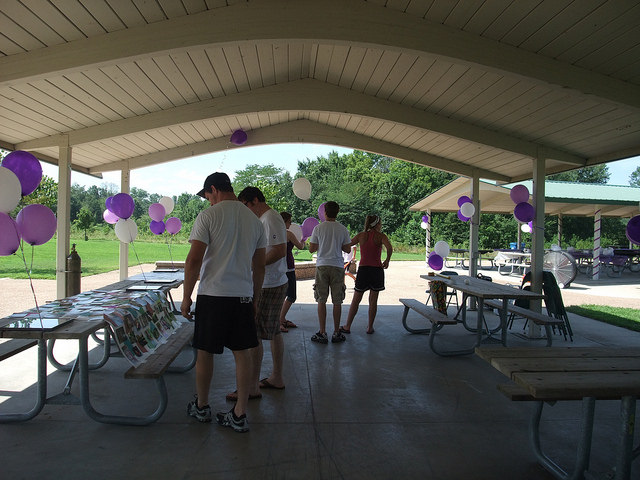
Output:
[235, 186, 288, 395]
[182, 172, 266, 433]
[308, 201, 352, 344]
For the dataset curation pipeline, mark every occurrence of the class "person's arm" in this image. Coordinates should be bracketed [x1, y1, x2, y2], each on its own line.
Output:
[381, 233, 393, 269]
[287, 230, 305, 250]
[181, 240, 206, 320]
[342, 232, 356, 254]
[308, 241, 318, 254]
[265, 242, 286, 265]
[252, 247, 266, 315]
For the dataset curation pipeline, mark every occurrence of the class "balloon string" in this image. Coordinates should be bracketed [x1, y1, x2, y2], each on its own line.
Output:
[17, 240, 43, 330]
[130, 241, 146, 281]
[168, 235, 174, 267]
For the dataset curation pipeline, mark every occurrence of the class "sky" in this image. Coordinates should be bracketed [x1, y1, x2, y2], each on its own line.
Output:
[41, 145, 639, 198]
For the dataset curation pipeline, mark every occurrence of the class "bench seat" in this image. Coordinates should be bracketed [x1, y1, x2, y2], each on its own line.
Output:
[485, 299, 564, 346]
[0, 339, 37, 362]
[399, 298, 476, 356]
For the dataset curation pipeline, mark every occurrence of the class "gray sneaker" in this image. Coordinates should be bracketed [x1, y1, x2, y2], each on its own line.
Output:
[311, 331, 328, 344]
[216, 407, 249, 433]
[331, 332, 346, 343]
[187, 395, 211, 423]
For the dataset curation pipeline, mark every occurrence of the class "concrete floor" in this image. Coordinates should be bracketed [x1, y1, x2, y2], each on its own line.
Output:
[1, 298, 638, 480]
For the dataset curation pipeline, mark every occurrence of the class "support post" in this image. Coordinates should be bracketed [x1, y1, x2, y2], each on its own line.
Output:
[56, 141, 72, 299]
[119, 166, 131, 281]
[592, 209, 601, 280]
[528, 151, 546, 338]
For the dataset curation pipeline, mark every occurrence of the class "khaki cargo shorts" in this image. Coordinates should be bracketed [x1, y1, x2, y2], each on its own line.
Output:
[314, 265, 346, 304]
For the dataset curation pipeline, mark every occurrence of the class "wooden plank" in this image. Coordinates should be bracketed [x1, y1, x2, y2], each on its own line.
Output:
[513, 371, 640, 400]
[399, 298, 457, 325]
[491, 357, 640, 379]
[497, 383, 535, 401]
[125, 322, 194, 379]
[476, 346, 640, 362]
[0, 339, 37, 361]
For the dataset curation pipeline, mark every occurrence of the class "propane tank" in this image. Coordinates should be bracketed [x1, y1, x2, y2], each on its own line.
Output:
[65, 244, 82, 297]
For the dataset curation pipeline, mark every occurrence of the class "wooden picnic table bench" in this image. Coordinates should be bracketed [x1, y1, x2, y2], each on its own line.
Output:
[0, 339, 38, 362]
[484, 299, 565, 346]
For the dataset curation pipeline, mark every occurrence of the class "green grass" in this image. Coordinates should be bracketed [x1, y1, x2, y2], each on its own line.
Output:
[2, 238, 426, 280]
[566, 305, 640, 332]
[1, 237, 191, 279]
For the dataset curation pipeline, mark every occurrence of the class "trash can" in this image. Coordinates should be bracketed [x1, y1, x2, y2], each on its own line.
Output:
[65, 244, 82, 297]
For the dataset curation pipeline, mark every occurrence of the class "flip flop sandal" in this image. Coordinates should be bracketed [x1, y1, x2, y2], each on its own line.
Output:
[339, 326, 351, 334]
[283, 320, 297, 328]
[280, 324, 289, 332]
[259, 378, 285, 389]
[226, 390, 262, 401]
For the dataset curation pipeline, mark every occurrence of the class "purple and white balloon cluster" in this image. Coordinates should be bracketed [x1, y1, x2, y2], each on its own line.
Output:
[456, 196, 475, 222]
[0, 151, 56, 256]
[510, 184, 534, 224]
[147, 198, 182, 237]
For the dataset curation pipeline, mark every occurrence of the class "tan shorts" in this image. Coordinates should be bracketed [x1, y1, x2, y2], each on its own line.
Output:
[314, 266, 346, 304]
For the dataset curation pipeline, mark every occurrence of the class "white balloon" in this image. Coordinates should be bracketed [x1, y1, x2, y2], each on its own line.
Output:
[159, 196, 174, 215]
[434, 240, 450, 258]
[521, 223, 532, 233]
[0, 166, 22, 213]
[115, 218, 138, 244]
[460, 202, 475, 218]
[420, 221, 428, 230]
[289, 223, 303, 242]
[292, 177, 311, 200]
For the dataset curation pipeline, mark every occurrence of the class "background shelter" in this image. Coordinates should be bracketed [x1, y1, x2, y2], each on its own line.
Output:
[410, 178, 640, 279]
[1, 1, 640, 296]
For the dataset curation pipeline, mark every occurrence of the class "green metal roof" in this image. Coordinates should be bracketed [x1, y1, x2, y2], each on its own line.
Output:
[514, 181, 640, 206]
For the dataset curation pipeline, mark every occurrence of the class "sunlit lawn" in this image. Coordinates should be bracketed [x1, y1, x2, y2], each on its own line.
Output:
[566, 305, 640, 332]
[2, 238, 423, 279]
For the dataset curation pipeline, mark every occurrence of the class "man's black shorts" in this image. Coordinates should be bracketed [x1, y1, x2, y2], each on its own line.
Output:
[193, 295, 258, 354]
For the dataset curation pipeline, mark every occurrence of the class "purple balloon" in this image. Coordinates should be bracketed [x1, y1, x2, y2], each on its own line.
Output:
[2, 150, 43, 196]
[301, 217, 319, 239]
[230, 129, 248, 145]
[105, 196, 113, 211]
[16, 204, 57, 246]
[149, 220, 165, 235]
[148, 202, 166, 222]
[0, 212, 20, 256]
[318, 202, 326, 222]
[421, 214, 428, 223]
[510, 184, 530, 204]
[428, 251, 443, 270]
[103, 209, 119, 224]
[626, 215, 640, 245]
[165, 217, 182, 235]
[109, 193, 134, 219]
[457, 210, 470, 222]
[457, 195, 471, 207]
[513, 202, 535, 223]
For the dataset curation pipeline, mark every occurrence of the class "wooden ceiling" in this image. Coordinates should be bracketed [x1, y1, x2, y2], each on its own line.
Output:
[1, 0, 639, 183]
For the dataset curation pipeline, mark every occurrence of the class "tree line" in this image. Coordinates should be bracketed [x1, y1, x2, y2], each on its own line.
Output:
[5, 149, 636, 250]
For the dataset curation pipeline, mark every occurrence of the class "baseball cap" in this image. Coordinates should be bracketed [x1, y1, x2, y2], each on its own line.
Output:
[197, 172, 233, 197]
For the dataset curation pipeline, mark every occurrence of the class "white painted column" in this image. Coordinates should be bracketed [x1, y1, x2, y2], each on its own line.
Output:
[557, 213, 563, 247]
[56, 142, 72, 299]
[468, 173, 480, 279]
[592, 209, 601, 280]
[528, 152, 546, 338]
[119, 166, 131, 281]
[425, 208, 432, 264]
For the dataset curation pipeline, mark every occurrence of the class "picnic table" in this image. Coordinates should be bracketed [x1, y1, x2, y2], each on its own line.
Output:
[476, 346, 640, 480]
[0, 269, 194, 425]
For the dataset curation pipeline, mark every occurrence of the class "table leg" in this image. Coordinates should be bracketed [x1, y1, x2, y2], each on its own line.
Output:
[615, 395, 637, 480]
[530, 397, 595, 480]
[0, 339, 47, 423]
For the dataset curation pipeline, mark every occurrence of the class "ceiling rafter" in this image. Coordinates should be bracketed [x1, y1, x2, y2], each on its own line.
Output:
[17, 79, 585, 167]
[1, 0, 638, 112]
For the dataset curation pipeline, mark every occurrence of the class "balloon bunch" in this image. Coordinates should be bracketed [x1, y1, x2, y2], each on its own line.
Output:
[510, 184, 535, 223]
[0, 150, 56, 325]
[103, 193, 137, 243]
[420, 215, 429, 229]
[298, 202, 328, 242]
[457, 196, 475, 222]
[147, 197, 181, 237]
[427, 240, 450, 271]
[0, 151, 56, 255]
[147, 197, 182, 267]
